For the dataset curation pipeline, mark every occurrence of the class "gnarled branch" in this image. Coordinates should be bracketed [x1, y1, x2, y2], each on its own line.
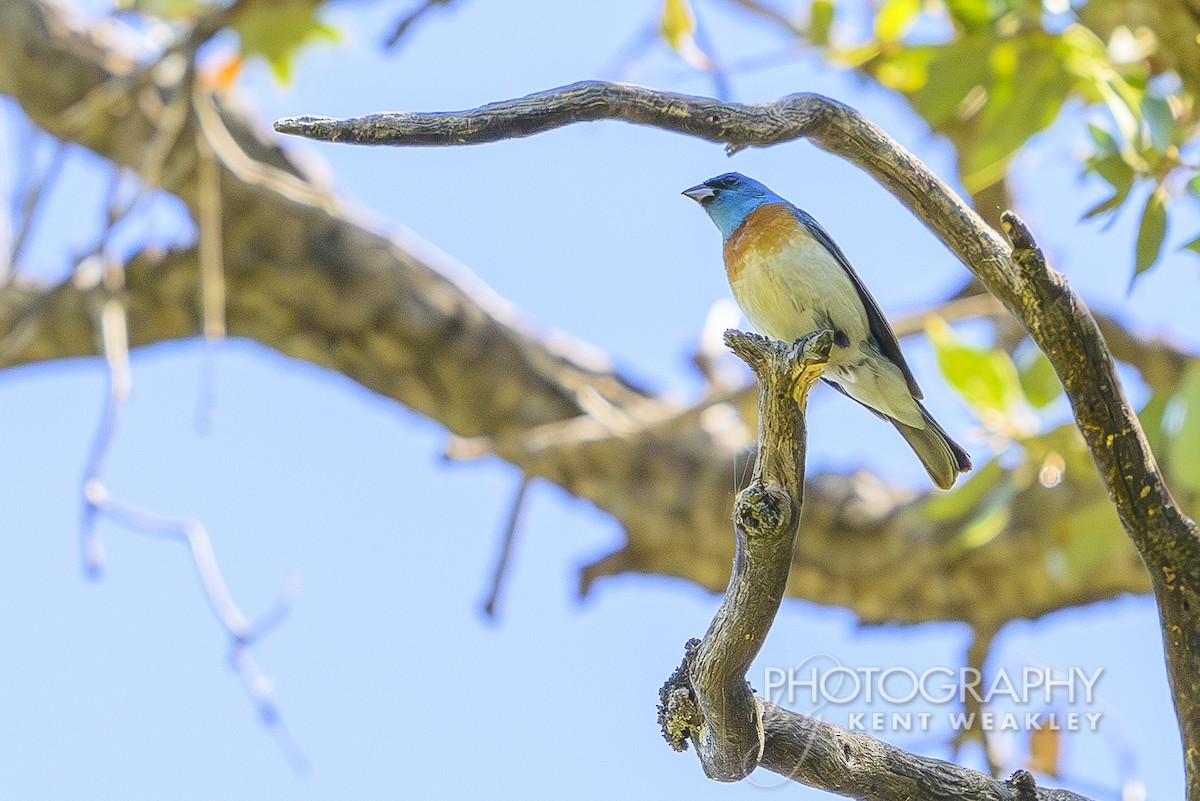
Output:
[658, 330, 1093, 800]
[684, 329, 830, 780]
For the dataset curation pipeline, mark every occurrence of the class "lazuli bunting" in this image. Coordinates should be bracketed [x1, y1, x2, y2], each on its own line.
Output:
[683, 172, 971, 490]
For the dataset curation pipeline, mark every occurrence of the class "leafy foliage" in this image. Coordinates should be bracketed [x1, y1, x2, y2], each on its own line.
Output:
[926, 317, 1035, 436]
[1166, 363, 1200, 496]
[805, 0, 1200, 282]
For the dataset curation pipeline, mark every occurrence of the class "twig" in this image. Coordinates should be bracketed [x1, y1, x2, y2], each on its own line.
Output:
[481, 473, 532, 618]
[8, 135, 67, 275]
[691, 3, 732, 101]
[951, 625, 1002, 776]
[93, 490, 307, 772]
[79, 258, 129, 575]
[197, 87, 338, 212]
[599, 21, 660, 81]
[716, 0, 805, 37]
[384, 0, 456, 48]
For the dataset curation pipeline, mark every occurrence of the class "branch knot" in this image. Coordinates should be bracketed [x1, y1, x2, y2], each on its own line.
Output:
[734, 482, 792, 541]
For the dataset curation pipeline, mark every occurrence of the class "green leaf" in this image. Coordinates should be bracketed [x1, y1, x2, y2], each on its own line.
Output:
[926, 317, 1030, 432]
[943, 0, 994, 31]
[956, 502, 1011, 551]
[1086, 122, 1119, 157]
[234, 0, 338, 83]
[810, 0, 835, 46]
[1140, 94, 1173, 153]
[1081, 190, 1128, 221]
[891, 38, 989, 126]
[875, 0, 921, 42]
[961, 37, 1072, 192]
[1058, 499, 1123, 575]
[1137, 389, 1172, 458]
[119, 0, 207, 16]
[872, 46, 938, 94]
[1183, 233, 1200, 257]
[1188, 174, 1200, 198]
[1084, 152, 1135, 193]
[1017, 349, 1063, 408]
[923, 458, 1004, 521]
[1134, 189, 1168, 279]
[1167, 363, 1200, 494]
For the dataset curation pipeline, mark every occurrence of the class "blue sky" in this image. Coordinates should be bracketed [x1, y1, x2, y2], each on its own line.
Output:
[2, 1, 1197, 798]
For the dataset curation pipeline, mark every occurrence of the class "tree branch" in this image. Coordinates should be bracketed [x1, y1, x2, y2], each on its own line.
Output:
[684, 329, 831, 780]
[275, 79, 1200, 795]
[657, 331, 1093, 800]
[1001, 212, 1200, 793]
[268, 82, 1015, 300]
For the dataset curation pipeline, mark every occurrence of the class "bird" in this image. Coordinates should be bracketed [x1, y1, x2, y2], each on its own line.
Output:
[682, 172, 971, 490]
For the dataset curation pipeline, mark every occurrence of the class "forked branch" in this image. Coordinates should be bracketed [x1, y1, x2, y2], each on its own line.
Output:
[657, 330, 1093, 801]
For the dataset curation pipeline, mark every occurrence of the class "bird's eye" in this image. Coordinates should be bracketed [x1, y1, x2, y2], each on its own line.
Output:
[721, 175, 739, 188]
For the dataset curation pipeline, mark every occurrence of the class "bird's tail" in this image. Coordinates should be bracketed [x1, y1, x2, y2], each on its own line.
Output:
[891, 402, 972, 490]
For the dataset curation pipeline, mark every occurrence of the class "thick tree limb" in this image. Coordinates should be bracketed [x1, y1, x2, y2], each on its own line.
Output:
[1001, 212, 1200, 792]
[0, 4, 1178, 635]
[274, 81, 1200, 794]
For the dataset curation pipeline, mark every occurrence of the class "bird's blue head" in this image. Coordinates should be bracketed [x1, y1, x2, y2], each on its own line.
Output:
[682, 172, 783, 239]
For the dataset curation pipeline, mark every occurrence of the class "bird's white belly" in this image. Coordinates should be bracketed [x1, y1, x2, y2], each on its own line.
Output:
[729, 239, 922, 427]
[730, 239, 868, 351]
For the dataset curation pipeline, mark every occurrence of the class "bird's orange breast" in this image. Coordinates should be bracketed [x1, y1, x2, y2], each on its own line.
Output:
[723, 203, 807, 284]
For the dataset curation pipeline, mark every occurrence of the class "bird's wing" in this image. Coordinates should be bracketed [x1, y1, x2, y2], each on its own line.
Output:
[790, 206, 923, 400]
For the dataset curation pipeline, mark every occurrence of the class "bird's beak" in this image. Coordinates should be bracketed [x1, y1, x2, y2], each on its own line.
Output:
[681, 183, 716, 204]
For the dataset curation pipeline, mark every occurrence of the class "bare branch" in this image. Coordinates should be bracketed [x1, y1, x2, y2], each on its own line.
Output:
[755, 704, 1095, 801]
[1000, 212, 1200, 793]
[682, 329, 830, 780]
[269, 82, 1015, 300]
[480, 473, 532, 619]
[658, 329, 1093, 800]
